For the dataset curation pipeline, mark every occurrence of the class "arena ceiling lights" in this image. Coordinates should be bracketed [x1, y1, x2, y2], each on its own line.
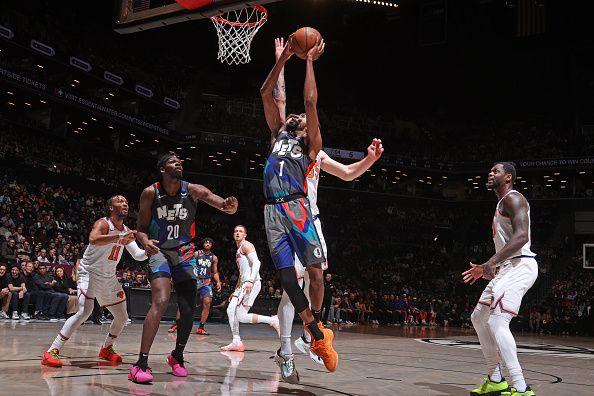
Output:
[352, 0, 399, 8]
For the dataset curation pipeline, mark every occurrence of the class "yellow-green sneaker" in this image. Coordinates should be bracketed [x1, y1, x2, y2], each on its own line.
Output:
[501, 386, 535, 396]
[470, 377, 510, 396]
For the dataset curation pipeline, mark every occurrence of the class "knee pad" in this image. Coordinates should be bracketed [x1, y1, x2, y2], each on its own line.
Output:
[278, 267, 309, 313]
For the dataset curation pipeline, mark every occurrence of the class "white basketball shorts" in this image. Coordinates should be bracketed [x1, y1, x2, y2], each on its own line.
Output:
[478, 256, 538, 316]
[78, 272, 126, 308]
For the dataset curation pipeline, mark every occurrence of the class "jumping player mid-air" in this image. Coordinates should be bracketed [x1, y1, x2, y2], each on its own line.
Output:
[268, 37, 384, 383]
[42, 195, 147, 367]
[129, 152, 237, 384]
[220, 225, 279, 351]
[260, 35, 338, 373]
[462, 162, 538, 396]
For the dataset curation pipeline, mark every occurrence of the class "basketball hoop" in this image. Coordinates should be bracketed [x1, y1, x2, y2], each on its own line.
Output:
[211, 5, 268, 65]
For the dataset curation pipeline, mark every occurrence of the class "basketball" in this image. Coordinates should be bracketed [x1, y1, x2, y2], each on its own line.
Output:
[290, 27, 322, 59]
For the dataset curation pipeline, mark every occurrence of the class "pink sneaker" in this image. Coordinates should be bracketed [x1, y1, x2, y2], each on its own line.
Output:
[220, 341, 245, 352]
[128, 365, 153, 383]
[167, 354, 188, 377]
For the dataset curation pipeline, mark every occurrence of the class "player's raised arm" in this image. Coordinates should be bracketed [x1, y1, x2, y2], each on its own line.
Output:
[88, 219, 132, 246]
[189, 183, 238, 214]
[273, 38, 288, 121]
[136, 186, 160, 255]
[304, 38, 325, 160]
[261, 39, 293, 143]
[320, 138, 384, 181]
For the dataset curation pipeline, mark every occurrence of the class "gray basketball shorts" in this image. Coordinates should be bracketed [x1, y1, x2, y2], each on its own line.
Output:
[264, 197, 325, 270]
[148, 243, 198, 284]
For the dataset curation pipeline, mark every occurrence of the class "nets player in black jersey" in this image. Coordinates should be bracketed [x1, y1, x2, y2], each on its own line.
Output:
[260, 36, 338, 373]
[129, 152, 237, 384]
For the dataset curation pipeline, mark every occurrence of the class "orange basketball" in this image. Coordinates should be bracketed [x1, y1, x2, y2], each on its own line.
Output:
[290, 27, 322, 60]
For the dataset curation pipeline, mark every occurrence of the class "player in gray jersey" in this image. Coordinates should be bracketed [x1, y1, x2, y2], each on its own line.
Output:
[268, 37, 384, 383]
[261, 35, 339, 374]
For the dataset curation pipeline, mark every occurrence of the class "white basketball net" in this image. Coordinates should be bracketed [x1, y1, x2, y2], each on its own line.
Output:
[211, 6, 268, 65]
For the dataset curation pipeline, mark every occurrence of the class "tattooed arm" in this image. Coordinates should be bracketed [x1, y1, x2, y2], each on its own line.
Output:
[462, 192, 530, 284]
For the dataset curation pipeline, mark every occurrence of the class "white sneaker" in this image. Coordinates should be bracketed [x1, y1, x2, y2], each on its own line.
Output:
[294, 336, 324, 366]
[0, 311, 9, 319]
[21, 313, 30, 320]
[269, 315, 280, 336]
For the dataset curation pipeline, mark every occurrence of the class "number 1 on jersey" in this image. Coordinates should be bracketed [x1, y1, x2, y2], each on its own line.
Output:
[279, 160, 285, 177]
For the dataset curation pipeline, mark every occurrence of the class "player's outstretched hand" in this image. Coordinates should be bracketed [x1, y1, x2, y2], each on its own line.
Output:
[307, 37, 325, 61]
[462, 262, 484, 285]
[279, 36, 294, 61]
[119, 230, 137, 245]
[221, 196, 238, 214]
[145, 239, 160, 256]
[275, 37, 286, 60]
[367, 138, 384, 162]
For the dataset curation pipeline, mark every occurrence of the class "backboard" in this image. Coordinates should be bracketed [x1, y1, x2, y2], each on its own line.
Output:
[113, 0, 282, 34]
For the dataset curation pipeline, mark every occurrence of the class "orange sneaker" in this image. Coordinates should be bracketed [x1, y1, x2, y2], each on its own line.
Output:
[168, 324, 177, 333]
[195, 327, 208, 335]
[99, 344, 123, 363]
[42, 349, 63, 367]
[305, 323, 338, 372]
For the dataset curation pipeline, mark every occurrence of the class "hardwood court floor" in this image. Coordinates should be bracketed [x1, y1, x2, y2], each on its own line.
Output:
[0, 319, 591, 395]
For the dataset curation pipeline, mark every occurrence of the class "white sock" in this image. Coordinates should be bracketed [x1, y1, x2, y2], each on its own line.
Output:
[232, 335, 241, 344]
[278, 289, 296, 357]
[488, 313, 527, 392]
[490, 364, 503, 382]
[49, 334, 68, 352]
[280, 336, 293, 357]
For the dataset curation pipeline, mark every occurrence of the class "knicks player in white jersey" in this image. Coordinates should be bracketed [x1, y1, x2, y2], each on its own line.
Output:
[269, 37, 385, 383]
[42, 195, 148, 368]
[462, 162, 538, 396]
[221, 225, 280, 351]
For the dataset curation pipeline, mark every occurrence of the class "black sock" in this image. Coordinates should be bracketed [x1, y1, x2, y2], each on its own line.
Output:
[172, 343, 185, 365]
[136, 352, 149, 369]
[306, 320, 324, 341]
[199, 322, 205, 329]
[312, 309, 322, 323]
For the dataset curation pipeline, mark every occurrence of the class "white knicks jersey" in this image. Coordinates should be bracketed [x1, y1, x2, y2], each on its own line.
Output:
[235, 242, 261, 283]
[492, 190, 535, 259]
[305, 151, 322, 216]
[79, 218, 130, 279]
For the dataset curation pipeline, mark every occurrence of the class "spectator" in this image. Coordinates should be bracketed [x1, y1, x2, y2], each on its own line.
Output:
[36, 264, 68, 320]
[53, 267, 77, 316]
[1, 238, 18, 267]
[0, 263, 11, 319]
[322, 272, 335, 324]
[133, 273, 148, 288]
[8, 265, 29, 320]
[37, 248, 50, 263]
[17, 241, 32, 261]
